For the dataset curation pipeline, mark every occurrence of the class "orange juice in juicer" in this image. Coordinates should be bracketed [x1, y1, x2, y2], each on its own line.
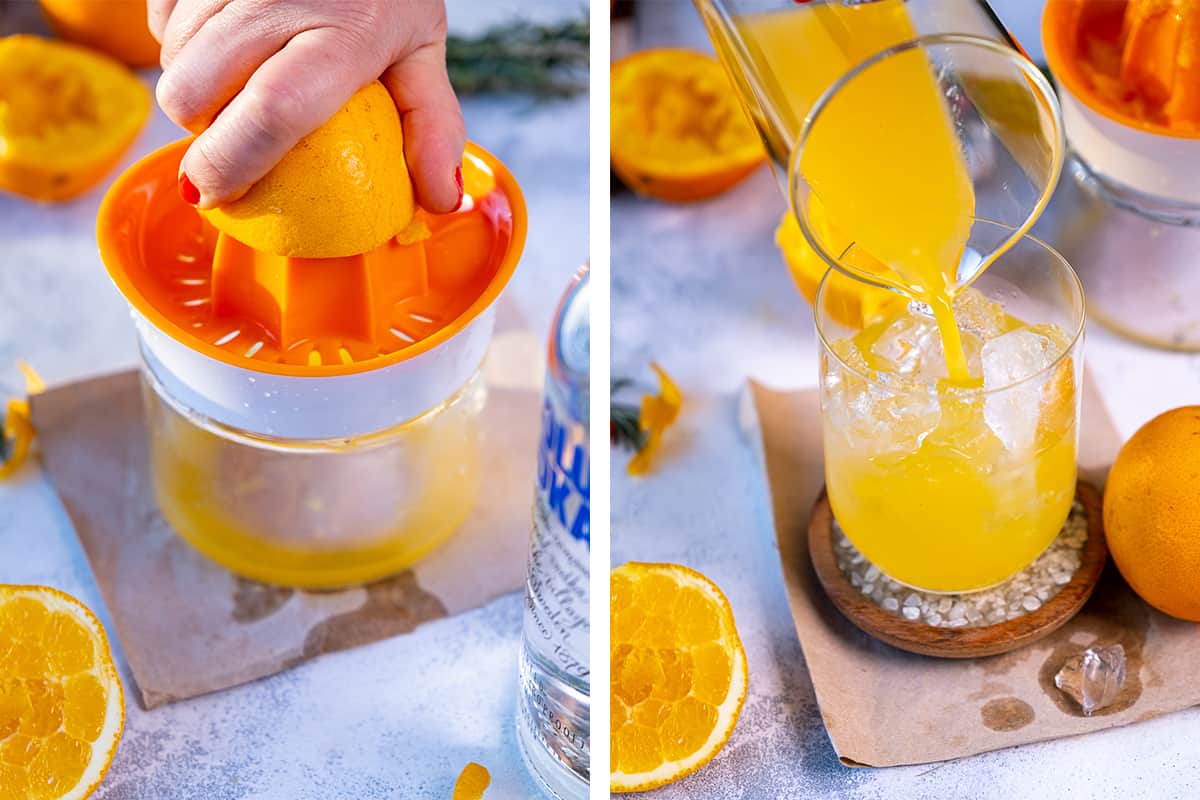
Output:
[1043, 0, 1200, 350]
[97, 139, 526, 588]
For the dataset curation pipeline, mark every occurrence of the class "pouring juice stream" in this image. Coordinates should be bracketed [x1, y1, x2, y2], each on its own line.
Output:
[712, 0, 980, 381]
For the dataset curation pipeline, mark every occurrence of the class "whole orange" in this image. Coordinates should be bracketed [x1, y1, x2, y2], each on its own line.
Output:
[1103, 406, 1200, 621]
[38, 0, 161, 69]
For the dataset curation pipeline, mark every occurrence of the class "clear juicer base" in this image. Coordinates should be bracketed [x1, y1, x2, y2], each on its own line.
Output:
[141, 368, 485, 589]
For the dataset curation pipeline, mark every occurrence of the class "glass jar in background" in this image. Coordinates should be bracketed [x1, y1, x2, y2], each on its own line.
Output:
[694, 0, 1018, 183]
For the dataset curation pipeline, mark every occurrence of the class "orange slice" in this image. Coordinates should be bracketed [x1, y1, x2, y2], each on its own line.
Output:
[610, 563, 747, 793]
[0, 586, 125, 800]
[610, 49, 765, 202]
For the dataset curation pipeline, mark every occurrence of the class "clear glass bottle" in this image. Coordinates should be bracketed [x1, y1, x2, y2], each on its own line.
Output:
[516, 265, 590, 800]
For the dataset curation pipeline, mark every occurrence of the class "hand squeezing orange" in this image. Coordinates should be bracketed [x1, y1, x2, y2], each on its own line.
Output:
[200, 81, 417, 259]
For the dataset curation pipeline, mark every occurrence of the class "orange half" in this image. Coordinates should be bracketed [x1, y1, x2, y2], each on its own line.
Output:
[611, 48, 765, 202]
[0, 585, 125, 800]
[611, 562, 747, 792]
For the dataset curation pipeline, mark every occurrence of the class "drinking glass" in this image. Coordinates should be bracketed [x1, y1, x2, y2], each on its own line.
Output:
[816, 221, 1085, 593]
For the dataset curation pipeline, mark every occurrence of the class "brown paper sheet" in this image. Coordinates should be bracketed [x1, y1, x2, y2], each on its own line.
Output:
[746, 369, 1200, 767]
[31, 365, 538, 709]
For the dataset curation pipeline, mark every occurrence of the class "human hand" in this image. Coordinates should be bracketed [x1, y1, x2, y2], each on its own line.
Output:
[149, 0, 465, 212]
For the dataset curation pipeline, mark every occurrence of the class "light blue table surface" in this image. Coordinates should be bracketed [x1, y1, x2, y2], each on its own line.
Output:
[612, 2, 1200, 798]
[0, 1, 587, 797]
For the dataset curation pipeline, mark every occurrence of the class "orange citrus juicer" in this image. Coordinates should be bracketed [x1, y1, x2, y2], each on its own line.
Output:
[1044, 0, 1200, 203]
[98, 138, 526, 440]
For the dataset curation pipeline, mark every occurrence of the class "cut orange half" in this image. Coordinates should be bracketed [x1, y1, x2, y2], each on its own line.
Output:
[611, 562, 747, 793]
[0, 585, 124, 800]
[0, 35, 151, 202]
[611, 49, 765, 202]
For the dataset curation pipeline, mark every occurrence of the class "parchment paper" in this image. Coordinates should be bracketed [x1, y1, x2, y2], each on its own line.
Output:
[745, 369, 1200, 767]
[30, 327, 542, 710]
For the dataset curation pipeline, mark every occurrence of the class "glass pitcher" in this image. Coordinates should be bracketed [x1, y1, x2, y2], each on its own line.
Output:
[694, 0, 1020, 183]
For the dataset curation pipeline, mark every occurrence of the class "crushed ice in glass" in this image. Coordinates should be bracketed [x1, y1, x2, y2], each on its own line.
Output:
[870, 308, 945, 377]
[982, 324, 1069, 451]
[952, 288, 1007, 338]
[824, 288, 1072, 455]
[1054, 643, 1127, 715]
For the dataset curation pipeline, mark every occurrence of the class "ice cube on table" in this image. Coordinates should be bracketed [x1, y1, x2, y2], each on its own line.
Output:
[1054, 644, 1127, 716]
[981, 324, 1067, 451]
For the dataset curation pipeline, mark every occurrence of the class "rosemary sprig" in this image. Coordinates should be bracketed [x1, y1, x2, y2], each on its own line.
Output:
[611, 402, 644, 451]
[611, 378, 645, 450]
[447, 16, 589, 97]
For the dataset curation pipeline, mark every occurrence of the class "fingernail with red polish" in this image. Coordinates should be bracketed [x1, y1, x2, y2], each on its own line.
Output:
[178, 173, 200, 206]
[453, 165, 464, 211]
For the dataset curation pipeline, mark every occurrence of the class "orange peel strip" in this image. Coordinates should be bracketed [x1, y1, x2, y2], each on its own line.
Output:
[451, 762, 490, 800]
[627, 362, 682, 476]
[0, 361, 44, 480]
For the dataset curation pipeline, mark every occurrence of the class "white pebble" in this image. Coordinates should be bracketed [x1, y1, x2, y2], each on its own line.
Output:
[831, 503, 1090, 630]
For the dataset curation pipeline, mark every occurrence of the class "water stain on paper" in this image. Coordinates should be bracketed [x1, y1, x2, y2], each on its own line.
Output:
[980, 697, 1035, 731]
[978, 646, 1032, 677]
[231, 578, 295, 623]
[968, 681, 1014, 702]
[302, 571, 447, 658]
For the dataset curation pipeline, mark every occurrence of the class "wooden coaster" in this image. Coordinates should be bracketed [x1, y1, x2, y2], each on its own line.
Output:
[808, 482, 1108, 658]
